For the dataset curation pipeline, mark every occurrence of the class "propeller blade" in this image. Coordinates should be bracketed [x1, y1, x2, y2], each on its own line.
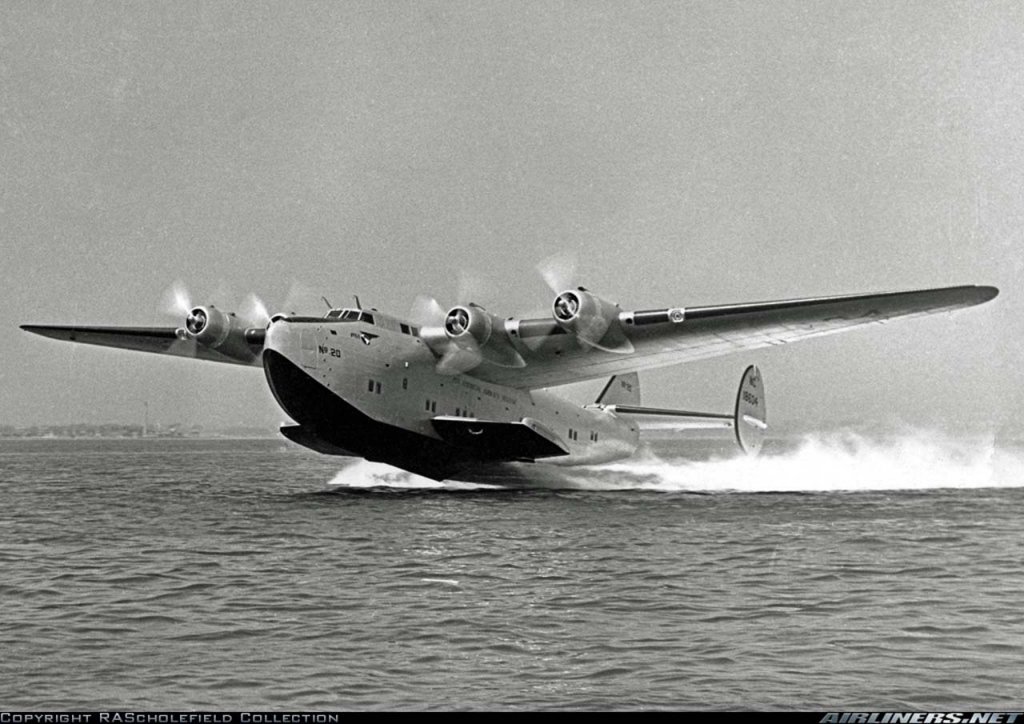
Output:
[281, 280, 321, 316]
[239, 292, 271, 329]
[161, 279, 193, 319]
[436, 343, 483, 375]
[536, 252, 578, 294]
[456, 269, 490, 307]
[577, 336, 635, 355]
[167, 331, 198, 359]
[409, 294, 447, 328]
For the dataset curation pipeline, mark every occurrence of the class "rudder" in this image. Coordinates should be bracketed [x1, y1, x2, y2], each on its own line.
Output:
[734, 365, 767, 455]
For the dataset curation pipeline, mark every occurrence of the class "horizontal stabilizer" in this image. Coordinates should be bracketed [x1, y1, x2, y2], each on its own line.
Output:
[603, 404, 733, 429]
[431, 416, 569, 460]
[604, 365, 767, 455]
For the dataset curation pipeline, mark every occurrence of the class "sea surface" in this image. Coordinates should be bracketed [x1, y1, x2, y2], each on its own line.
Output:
[2, 434, 1023, 710]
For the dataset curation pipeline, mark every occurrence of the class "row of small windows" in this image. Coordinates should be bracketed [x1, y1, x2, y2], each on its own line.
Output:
[366, 379, 597, 441]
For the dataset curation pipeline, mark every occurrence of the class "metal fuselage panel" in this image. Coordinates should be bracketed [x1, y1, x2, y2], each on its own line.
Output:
[262, 318, 638, 469]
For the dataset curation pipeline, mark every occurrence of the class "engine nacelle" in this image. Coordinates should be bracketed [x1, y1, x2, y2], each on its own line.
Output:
[180, 305, 261, 362]
[551, 288, 622, 347]
[440, 304, 524, 369]
[444, 304, 493, 346]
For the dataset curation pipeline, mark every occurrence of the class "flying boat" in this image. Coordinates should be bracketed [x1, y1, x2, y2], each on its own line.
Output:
[21, 268, 998, 481]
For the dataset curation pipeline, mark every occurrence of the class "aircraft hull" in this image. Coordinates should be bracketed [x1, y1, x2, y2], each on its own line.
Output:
[263, 349, 473, 479]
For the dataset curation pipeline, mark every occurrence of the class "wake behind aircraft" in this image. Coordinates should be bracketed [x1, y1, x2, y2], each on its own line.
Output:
[22, 269, 998, 481]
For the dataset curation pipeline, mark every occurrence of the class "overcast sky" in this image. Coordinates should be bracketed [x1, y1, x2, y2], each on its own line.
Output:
[2, 1, 1019, 435]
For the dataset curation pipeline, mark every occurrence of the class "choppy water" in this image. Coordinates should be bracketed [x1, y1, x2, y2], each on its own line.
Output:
[2, 434, 1024, 710]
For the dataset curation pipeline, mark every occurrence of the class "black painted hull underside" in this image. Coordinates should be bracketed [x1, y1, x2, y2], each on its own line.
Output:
[263, 350, 507, 480]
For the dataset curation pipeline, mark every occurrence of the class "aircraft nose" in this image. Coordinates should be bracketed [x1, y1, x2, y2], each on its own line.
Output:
[264, 316, 293, 354]
[263, 316, 321, 372]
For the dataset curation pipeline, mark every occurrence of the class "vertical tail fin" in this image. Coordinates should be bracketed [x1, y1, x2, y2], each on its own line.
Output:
[734, 365, 767, 455]
[596, 372, 641, 406]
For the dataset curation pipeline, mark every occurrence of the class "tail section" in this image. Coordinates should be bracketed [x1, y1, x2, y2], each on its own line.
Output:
[596, 372, 641, 406]
[599, 365, 768, 456]
[734, 365, 767, 455]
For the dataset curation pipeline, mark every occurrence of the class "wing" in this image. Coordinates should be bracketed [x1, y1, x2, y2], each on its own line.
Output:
[19, 325, 260, 366]
[466, 285, 998, 389]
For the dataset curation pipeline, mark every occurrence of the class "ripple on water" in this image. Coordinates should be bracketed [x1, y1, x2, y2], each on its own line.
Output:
[2, 438, 1024, 709]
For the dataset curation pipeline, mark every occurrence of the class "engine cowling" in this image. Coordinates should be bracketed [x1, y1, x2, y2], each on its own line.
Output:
[429, 304, 524, 373]
[445, 304, 493, 346]
[181, 305, 262, 362]
[551, 288, 622, 348]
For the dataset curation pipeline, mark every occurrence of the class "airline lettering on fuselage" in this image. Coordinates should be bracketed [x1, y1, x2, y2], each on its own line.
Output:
[454, 375, 515, 404]
[318, 345, 341, 358]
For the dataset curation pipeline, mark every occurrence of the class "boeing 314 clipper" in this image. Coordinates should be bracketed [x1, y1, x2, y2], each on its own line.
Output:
[22, 271, 997, 481]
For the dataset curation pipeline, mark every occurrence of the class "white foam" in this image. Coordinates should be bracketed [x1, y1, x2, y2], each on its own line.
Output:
[564, 430, 1024, 493]
[324, 431, 1024, 494]
[325, 459, 500, 491]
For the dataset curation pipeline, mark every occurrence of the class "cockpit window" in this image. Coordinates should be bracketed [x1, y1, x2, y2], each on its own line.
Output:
[323, 308, 376, 325]
[324, 309, 367, 322]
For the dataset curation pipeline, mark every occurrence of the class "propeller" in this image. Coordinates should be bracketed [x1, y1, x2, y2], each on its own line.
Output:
[536, 252, 579, 296]
[157, 280, 272, 362]
[157, 280, 201, 357]
[281, 280, 323, 317]
[185, 307, 208, 335]
[436, 341, 484, 375]
[162, 280, 272, 329]
[238, 292, 271, 329]
[535, 252, 633, 354]
[161, 279, 194, 319]
[408, 295, 484, 375]
[409, 294, 447, 329]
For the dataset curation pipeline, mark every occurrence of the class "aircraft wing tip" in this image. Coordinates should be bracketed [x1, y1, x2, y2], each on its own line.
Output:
[978, 285, 999, 302]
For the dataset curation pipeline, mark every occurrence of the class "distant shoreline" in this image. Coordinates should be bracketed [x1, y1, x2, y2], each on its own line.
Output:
[0, 429, 280, 440]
